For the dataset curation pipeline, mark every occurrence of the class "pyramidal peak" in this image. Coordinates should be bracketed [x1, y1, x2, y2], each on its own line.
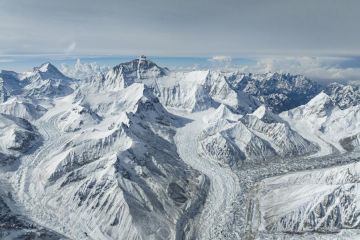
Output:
[113, 56, 169, 78]
[32, 62, 62, 75]
[26, 62, 70, 81]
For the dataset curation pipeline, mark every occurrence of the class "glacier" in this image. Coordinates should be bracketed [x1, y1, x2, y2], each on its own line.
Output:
[0, 57, 359, 239]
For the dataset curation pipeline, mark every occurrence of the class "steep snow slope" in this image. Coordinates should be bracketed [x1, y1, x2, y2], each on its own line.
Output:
[156, 70, 259, 113]
[1, 62, 75, 103]
[0, 113, 40, 164]
[10, 83, 207, 240]
[0, 97, 47, 120]
[91, 57, 169, 92]
[226, 72, 322, 113]
[157, 71, 218, 112]
[200, 117, 276, 166]
[256, 161, 360, 237]
[0, 70, 23, 102]
[57, 103, 101, 132]
[204, 104, 241, 123]
[325, 82, 360, 109]
[198, 104, 318, 166]
[90, 58, 259, 113]
[2, 58, 360, 240]
[281, 91, 360, 155]
[242, 105, 319, 157]
[21, 63, 75, 98]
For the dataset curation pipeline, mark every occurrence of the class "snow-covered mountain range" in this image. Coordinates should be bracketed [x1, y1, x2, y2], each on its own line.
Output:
[0, 56, 360, 240]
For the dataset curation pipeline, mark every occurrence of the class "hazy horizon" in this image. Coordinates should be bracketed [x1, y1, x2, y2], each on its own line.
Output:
[1, 0, 360, 83]
[1, 0, 360, 56]
[1, 54, 360, 84]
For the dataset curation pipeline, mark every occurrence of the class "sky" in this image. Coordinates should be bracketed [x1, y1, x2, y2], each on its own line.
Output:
[1, 0, 360, 56]
[0, 0, 360, 83]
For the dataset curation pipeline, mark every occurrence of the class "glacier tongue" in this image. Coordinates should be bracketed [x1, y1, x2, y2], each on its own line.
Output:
[173, 108, 240, 239]
[0, 188, 65, 240]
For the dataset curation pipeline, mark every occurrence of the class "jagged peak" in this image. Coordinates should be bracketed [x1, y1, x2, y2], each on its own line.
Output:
[252, 105, 267, 119]
[210, 104, 241, 122]
[327, 82, 345, 88]
[256, 72, 307, 81]
[324, 82, 360, 109]
[112, 57, 168, 76]
[39, 62, 54, 71]
[99, 57, 169, 91]
[307, 91, 332, 105]
[296, 91, 337, 117]
[229, 71, 313, 89]
[114, 83, 158, 111]
[326, 82, 358, 93]
[28, 62, 70, 81]
[250, 105, 282, 123]
[34, 62, 59, 74]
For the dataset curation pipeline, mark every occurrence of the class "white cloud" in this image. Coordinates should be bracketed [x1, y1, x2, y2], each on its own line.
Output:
[60, 58, 110, 79]
[64, 42, 76, 55]
[239, 56, 360, 83]
[0, 58, 14, 63]
[209, 55, 232, 63]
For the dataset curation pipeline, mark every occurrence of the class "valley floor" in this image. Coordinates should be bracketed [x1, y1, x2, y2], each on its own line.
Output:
[2, 58, 360, 240]
[173, 109, 360, 240]
[174, 109, 241, 239]
[1, 107, 360, 240]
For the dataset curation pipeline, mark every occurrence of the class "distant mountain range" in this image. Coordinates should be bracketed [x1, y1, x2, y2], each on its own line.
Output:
[0, 57, 360, 239]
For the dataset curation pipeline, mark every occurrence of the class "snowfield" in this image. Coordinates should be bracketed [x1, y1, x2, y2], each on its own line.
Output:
[0, 57, 360, 239]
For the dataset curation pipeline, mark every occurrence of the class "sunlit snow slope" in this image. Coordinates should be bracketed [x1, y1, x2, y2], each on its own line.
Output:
[0, 57, 359, 240]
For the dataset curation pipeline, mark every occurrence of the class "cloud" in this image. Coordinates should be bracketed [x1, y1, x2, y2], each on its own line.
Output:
[239, 56, 360, 83]
[209, 55, 232, 63]
[2, 0, 359, 56]
[64, 42, 76, 55]
[0, 58, 14, 63]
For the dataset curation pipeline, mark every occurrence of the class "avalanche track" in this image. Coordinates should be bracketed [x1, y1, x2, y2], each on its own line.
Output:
[173, 109, 241, 240]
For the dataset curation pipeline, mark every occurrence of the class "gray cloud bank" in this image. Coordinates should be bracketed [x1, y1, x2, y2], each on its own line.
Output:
[239, 56, 360, 84]
[0, 0, 360, 56]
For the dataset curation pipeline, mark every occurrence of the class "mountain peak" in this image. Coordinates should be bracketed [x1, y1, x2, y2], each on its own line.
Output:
[29, 62, 70, 81]
[325, 82, 360, 109]
[251, 105, 282, 123]
[208, 104, 241, 123]
[308, 91, 331, 104]
[300, 91, 336, 117]
[34, 62, 61, 74]
[39, 62, 53, 71]
[113, 57, 169, 77]
[100, 57, 169, 91]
